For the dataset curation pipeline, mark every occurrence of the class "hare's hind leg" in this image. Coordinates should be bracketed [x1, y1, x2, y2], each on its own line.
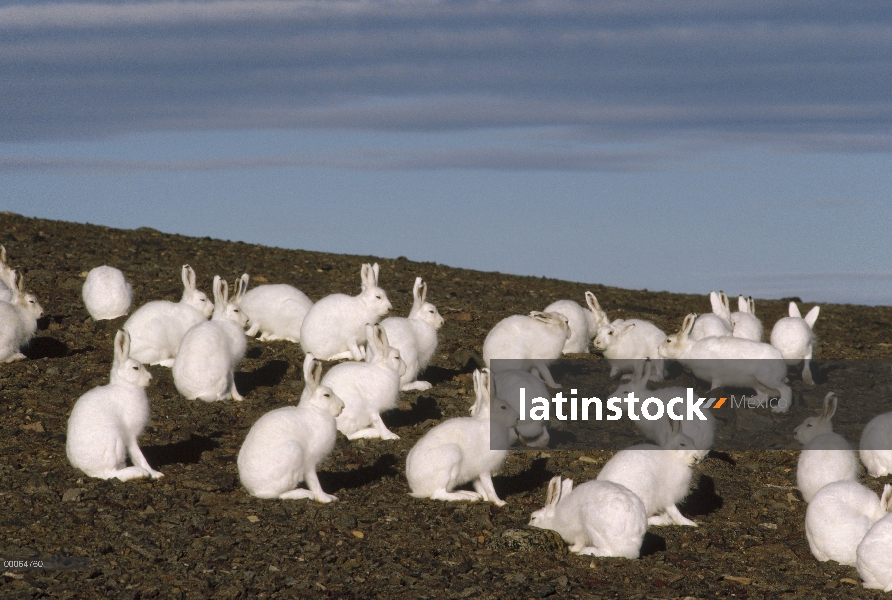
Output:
[424, 444, 482, 503]
[472, 473, 506, 506]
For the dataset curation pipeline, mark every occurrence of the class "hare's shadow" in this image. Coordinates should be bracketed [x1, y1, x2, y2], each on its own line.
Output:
[142, 434, 220, 467]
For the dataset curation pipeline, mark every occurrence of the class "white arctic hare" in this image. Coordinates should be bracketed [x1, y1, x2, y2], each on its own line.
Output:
[857, 510, 892, 591]
[172, 276, 249, 402]
[0, 271, 44, 363]
[82, 265, 133, 321]
[770, 301, 820, 385]
[730, 295, 763, 342]
[659, 313, 793, 413]
[795, 392, 858, 502]
[491, 368, 550, 448]
[596, 420, 707, 526]
[123, 265, 213, 366]
[860, 411, 892, 478]
[611, 359, 714, 451]
[593, 318, 667, 382]
[66, 330, 163, 481]
[237, 354, 344, 502]
[236, 273, 314, 343]
[0, 245, 15, 302]
[406, 368, 519, 506]
[321, 324, 406, 440]
[543, 291, 609, 355]
[300, 263, 392, 361]
[529, 476, 647, 558]
[482, 311, 570, 388]
[690, 291, 733, 341]
[380, 277, 444, 391]
[805, 481, 892, 566]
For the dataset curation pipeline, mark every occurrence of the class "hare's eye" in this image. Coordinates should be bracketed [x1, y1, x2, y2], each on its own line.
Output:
[376, 294, 382, 299]
[132, 366, 139, 370]
[806, 423, 812, 427]
[323, 393, 330, 398]
[680, 442, 687, 447]
[233, 308, 239, 312]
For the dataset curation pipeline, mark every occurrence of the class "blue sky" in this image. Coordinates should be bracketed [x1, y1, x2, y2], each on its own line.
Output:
[1, 0, 890, 305]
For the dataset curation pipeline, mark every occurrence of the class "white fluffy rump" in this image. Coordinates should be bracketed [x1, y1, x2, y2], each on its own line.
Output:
[172, 320, 247, 402]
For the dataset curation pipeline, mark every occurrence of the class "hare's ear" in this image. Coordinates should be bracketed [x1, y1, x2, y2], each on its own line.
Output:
[113, 329, 130, 365]
[0, 245, 5, 264]
[709, 291, 721, 313]
[788, 302, 802, 318]
[631, 359, 646, 384]
[16, 270, 24, 293]
[529, 311, 552, 324]
[641, 359, 653, 384]
[183, 265, 197, 291]
[738, 295, 748, 312]
[470, 369, 490, 417]
[302, 354, 318, 392]
[560, 478, 574, 500]
[669, 418, 682, 436]
[411, 277, 424, 311]
[544, 476, 562, 507]
[222, 279, 230, 305]
[211, 275, 222, 306]
[821, 392, 837, 422]
[747, 296, 756, 315]
[233, 273, 249, 303]
[880, 484, 892, 513]
[360, 263, 372, 291]
[804, 306, 820, 329]
[375, 323, 389, 350]
[371, 263, 380, 286]
[681, 313, 697, 337]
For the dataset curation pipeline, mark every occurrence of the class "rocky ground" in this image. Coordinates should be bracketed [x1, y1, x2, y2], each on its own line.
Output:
[1, 211, 892, 599]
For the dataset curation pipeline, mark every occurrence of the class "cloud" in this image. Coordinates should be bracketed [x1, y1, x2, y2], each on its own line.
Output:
[1, 0, 890, 154]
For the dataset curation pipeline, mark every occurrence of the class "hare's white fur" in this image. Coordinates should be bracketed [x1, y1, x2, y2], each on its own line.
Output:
[596, 421, 707, 526]
[730, 295, 763, 342]
[0, 271, 44, 363]
[543, 292, 609, 355]
[406, 369, 519, 506]
[237, 275, 313, 343]
[300, 263, 392, 361]
[770, 302, 820, 385]
[123, 265, 212, 367]
[380, 277, 444, 391]
[860, 411, 892, 478]
[237, 355, 344, 502]
[172, 276, 249, 402]
[805, 481, 892, 566]
[529, 476, 647, 558]
[322, 324, 406, 440]
[483, 311, 570, 388]
[857, 510, 892, 592]
[611, 359, 714, 451]
[690, 291, 732, 341]
[659, 313, 793, 413]
[491, 368, 550, 448]
[82, 265, 133, 320]
[593, 318, 667, 381]
[795, 392, 858, 502]
[66, 330, 163, 481]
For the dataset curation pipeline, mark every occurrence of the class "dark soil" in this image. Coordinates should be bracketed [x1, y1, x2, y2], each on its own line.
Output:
[2, 211, 891, 599]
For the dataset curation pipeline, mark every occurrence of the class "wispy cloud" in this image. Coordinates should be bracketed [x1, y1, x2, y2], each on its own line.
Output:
[1, 0, 890, 158]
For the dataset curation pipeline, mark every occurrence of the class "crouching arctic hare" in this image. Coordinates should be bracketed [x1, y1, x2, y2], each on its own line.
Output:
[529, 476, 647, 558]
[66, 330, 163, 482]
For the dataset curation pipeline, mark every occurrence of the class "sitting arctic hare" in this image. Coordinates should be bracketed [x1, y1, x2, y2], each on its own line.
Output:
[172, 276, 249, 402]
[730, 295, 763, 342]
[794, 392, 858, 503]
[860, 410, 892, 478]
[322, 324, 406, 440]
[123, 265, 213, 366]
[237, 355, 344, 502]
[542, 291, 609, 354]
[380, 277, 444, 391]
[406, 369, 519, 506]
[689, 291, 733, 340]
[770, 301, 820, 385]
[596, 421, 707, 526]
[236, 273, 314, 343]
[0, 270, 44, 363]
[857, 508, 892, 591]
[300, 263, 392, 361]
[66, 330, 163, 481]
[529, 476, 647, 558]
[82, 265, 133, 320]
[483, 311, 570, 388]
[805, 481, 892, 566]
